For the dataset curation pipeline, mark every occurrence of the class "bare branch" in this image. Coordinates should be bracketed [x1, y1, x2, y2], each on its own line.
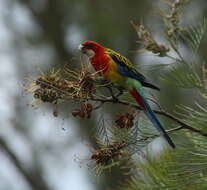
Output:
[90, 96, 207, 137]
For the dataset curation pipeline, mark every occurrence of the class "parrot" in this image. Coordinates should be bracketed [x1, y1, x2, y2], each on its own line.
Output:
[78, 40, 175, 149]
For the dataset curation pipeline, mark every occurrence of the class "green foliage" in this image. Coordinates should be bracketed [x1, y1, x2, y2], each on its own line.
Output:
[179, 18, 207, 53]
[161, 60, 203, 88]
[117, 3, 207, 190]
[177, 102, 207, 131]
[160, 17, 207, 89]
[119, 143, 207, 190]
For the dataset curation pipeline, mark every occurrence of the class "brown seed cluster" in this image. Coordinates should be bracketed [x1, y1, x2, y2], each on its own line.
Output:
[115, 113, 135, 129]
[72, 103, 93, 119]
[33, 71, 73, 104]
[163, 0, 188, 37]
[131, 21, 170, 57]
[91, 141, 126, 166]
[25, 66, 97, 106]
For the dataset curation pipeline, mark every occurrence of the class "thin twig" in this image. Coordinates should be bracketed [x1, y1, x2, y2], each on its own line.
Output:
[90, 96, 207, 137]
[32, 75, 207, 137]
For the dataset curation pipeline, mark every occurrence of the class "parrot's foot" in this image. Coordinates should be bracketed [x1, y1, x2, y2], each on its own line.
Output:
[111, 90, 124, 103]
[97, 79, 111, 86]
[106, 85, 119, 103]
[106, 84, 124, 103]
[115, 88, 124, 98]
[111, 95, 119, 103]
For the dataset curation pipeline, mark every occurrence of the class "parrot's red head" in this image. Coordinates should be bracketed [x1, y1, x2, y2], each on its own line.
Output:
[78, 40, 104, 57]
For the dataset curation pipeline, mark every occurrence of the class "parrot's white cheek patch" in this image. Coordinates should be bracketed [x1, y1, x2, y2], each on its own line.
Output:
[85, 49, 95, 57]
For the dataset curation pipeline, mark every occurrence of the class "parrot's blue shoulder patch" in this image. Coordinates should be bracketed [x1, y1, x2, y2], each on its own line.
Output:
[112, 57, 146, 82]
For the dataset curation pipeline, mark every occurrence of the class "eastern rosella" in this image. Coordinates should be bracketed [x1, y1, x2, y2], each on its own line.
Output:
[78, 40, 175, 149]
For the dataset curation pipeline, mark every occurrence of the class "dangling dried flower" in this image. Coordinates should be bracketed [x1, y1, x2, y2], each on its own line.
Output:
[115, 112, 135, 129]
[53, 106, 59, 117]
[72, 103, 93, 119]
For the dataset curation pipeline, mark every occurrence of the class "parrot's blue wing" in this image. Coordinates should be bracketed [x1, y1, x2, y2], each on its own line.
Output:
[108, 52, 160, 91]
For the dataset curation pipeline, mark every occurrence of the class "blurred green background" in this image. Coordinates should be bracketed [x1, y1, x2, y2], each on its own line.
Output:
[0, 0, 207, 190]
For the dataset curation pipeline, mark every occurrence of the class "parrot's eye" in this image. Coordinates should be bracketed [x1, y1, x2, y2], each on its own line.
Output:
[84, 43, 95, 48]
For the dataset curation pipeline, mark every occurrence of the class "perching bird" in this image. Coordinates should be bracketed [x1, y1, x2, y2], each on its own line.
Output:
[78, 40, 175, 149]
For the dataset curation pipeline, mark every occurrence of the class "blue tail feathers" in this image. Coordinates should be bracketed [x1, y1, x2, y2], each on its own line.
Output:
[130, 88, 176, 149]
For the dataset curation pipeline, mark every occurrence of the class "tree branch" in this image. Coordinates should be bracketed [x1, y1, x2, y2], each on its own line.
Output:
[0, 137, 52, 190]
[90, 96, 207, 137]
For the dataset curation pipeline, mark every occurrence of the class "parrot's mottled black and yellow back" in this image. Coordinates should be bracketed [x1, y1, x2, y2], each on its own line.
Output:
[105, 48, 160, 91]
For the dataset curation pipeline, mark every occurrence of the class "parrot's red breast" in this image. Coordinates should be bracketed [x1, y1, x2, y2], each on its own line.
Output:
[90, 52, 110, 74]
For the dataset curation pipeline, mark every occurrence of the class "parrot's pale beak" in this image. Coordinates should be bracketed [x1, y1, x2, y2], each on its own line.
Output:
[78, 43, 95, 57]
[78, 44, 84, 51]
[78, 44, 87, 54]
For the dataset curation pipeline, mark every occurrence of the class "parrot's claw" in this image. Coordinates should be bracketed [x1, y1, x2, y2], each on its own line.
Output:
[115, 89, 124, 97]
[111, 96, 119, 103]
[98, 79, 111, 85]
[106, 84, 124, 103]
